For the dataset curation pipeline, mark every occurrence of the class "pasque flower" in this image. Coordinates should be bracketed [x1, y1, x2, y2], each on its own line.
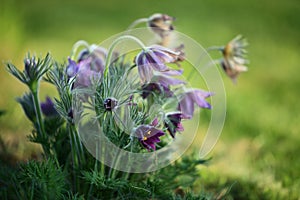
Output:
[179, 89, 212, 119]
[135, 45, 182, 83]
[41, 96, 58, 117]
[165, 112, 184, 138]
[67, 58, 100, 88]
[135, 124, 165, 151]
[66, 58, 102, 88]
[153, 70, 185, 87]
[221, 35, 248, 83]
[134, 118, 165, 151]
[6, 53, 51, 91]
[141, 83, 173, 99]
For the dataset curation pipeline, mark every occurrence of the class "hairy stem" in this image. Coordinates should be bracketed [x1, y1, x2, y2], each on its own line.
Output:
[31, 88, 50, 157]
[126, 18, 148, 30]
[104, 35, 147, 77]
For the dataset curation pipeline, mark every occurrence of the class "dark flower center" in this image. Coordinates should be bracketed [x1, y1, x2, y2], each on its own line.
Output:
[104, 97, 118, 111]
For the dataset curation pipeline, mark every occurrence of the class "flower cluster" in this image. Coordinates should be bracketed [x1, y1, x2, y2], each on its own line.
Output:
[65, 15, 217, 152]
[5, 12, 249, 199]
[37, 13, 248, 152]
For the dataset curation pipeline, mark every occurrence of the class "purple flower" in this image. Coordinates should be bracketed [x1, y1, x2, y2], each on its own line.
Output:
[135, 45, 182, 83]
[154, 72, 185, 87]
[41, 97, 58, 117]
[67, 58, 101, 88]
[78, 46, 107, 73]
[165, 112, 184, 138]
[141, 83, 173, 99]
[66, 58, 79, 77]
[179, 89, 212, 119]
[66, 46, 108, 88]
[135, 125, 165, 151]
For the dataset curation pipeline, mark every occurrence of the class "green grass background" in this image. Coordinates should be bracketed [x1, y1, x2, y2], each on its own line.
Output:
[1, 0, 300, 199]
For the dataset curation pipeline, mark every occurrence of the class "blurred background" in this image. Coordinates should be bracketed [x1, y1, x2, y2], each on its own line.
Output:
[1, 0, 299, 198]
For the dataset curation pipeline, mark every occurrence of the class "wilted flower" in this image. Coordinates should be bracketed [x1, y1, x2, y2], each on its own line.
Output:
[165, 112, 184, 138]
[179, 89, 212, 119]
[135, 45, 182, 83]
[148, 13, 175, 38]
[135, 124, 165, 151]
[41, 97, 58, 117]
[221, 35, 248, 83]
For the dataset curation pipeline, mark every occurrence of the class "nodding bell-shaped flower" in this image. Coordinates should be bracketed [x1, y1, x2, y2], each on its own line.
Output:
[66, 46, 108, 88]
[135, 119, 165, 151]
[164, 112, 184, 138]
[77, 45, 108, 73]
[148, 13, 175, 38]
[178, 89, 213, 119]
[135, 45, 183, 83]
[221, 35, 248, 83]
[141, 83, 173, 99]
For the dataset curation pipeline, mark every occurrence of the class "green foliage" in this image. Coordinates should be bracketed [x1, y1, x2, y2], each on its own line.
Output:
[6, 53, 52, 91]
[79, 155, 213, 199]
[12, 159, 68, 200]
[16, 93, 36, 123]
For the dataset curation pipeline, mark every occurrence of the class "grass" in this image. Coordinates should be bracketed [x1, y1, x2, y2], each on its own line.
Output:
[1, 0, 300, 199]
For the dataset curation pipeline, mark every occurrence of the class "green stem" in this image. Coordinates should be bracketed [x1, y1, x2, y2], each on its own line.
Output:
[126, 18, 148, 30]
[87, 142, 99, 198]
[67, 123, 81, 192]
[31, 88, 50, 157]
[109, 149, 121, 179]
[104, 35, 147, 77]
[71, 40, 90, 60]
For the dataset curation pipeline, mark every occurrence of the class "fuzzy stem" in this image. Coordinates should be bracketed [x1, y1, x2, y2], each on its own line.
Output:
[104, 35, 147, 77]
[31, 88, 50, 157]
[71, 40, 90, 60]
[87, 142, 99, 198]
[206, 46, 224, 52]
[126, 18, 148, 30]
[187, 60, 220, 81]
[67, 124, 78, 191]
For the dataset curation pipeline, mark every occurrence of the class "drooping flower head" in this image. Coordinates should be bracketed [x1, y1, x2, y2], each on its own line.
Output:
[221, 35, 248, 83]
[77, 45, 107, 73]
[135, 45, 182, 83]
[179, 89, 212, 119]
[66, 46, 108, 88]
[164, 112, 184, 138]
[135, 123, 165, 151]
[153, 69, 185, 88]
[141, 83, 173, 99]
